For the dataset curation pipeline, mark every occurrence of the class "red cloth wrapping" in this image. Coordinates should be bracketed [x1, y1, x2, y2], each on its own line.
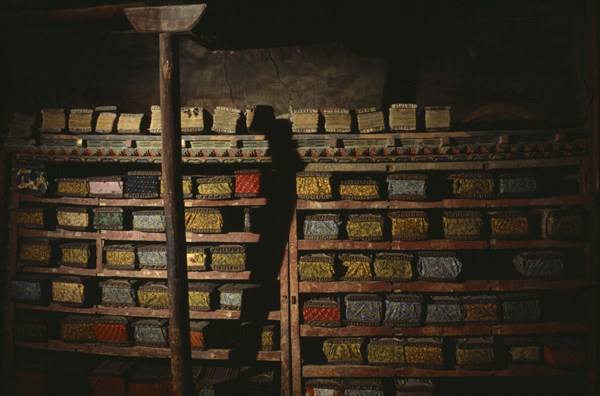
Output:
[95, 322, 129, 345]
[303, 306, 341, 323]
[190, 330, 206, 349]
[235, 171, 261, 196]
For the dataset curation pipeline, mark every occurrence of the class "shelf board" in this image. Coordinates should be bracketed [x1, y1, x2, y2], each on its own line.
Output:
[18, 194, 267, 207]
[96, 269, 252, 280]
[15, 340, 233, 360]
[19, 266, 98, 277]
[15, 303, 242, 320]
[268, 310, 281, 321]
[296, 196, 583, 210]
[257, 350, 282, 361]
[297, 239, 586, 251]
[302, 364, 585, 378]
[299, 281, 394, 293]
[300, 322, 588, 337]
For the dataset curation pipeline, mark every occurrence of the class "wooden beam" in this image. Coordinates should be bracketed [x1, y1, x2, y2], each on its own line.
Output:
[124, 5, 207, 33]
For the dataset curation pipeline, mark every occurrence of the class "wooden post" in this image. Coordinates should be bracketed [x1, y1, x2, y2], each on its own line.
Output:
[124, 5, 207, 396]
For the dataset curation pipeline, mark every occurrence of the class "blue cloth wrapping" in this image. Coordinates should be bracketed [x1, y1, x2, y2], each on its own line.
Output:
[498, 175, 537, 197]
[303, 214, 341, 240]
[384, 294, 423, 327]
[387, 178, 426, 200]
[425, 296, 463, 325]
[133, 320, 168, 347]
[417, 252, 462, 281]
[12, 279, 43, 303]
[345, 294, 383, 326]
[513, 251, 564, 279]
[500, 293, 541, 322]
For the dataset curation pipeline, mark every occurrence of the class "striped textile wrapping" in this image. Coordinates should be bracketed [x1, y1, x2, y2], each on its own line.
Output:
[303, 214, 341, 240]
[513, 250, 565, 279]
[455, 337, 495, 370]
[60, 314, 96, 343]
[132, 319, 168, 347]
[116, 113, 143, 134]
[356, 107, 386, 133]
[103, 244, 136, 270]
[322, 107, 351, 133]
[498, 174, 538, 198]
[87, 176, 124, 198]
[541, 207, 585, 240]
[461, 295, 500, 324]
[384, 294, 424, 327]
[367, 338, 406, 367]
[187, 245, 209, 271]
[211, 106, 241, 134]
[386, 173, 428, 201]
[15, 207, 47, 229]
[424, 106, 451, 131]
[489, 211, 530, 239]
[543, 337, 586, 366]
[394, 378, 435, 396]
[94, 106, 118, 134]
[234, 169, 261, 197]
[261, 324, 277, 351]
[218, 283, 260, 310]
[499, 293, 541, 323]
[137, 282, 169, 309]
[389, 103, 417, 131]
[188, 282, 219, 311]
[136, 244, 167, 270]
[290, 108, 320, 133]
[159, 175, 193, 198]
[68, 108, 93, 133]
[89, 360, 136, 396]
[302, 298, 342, 327]
[345, 294, 383, 326]
[128, 364, 170, 396]
[373, 252, 414, 282]
[132, 210, 165, 233]
[322, 337, 364, 365]
[296, 171, 333, 200]
[184, 208, 224, 233]
[503, 337, 542, 363]
[19, 238, 53, 266]
[51, 276, 91, 307]
[59, 242, 94, 268]
[442, 211, 483, 241]
[248, 370, 275, 396]
[94, 316, 131, 346]
[209, 244, 246, 272]
[15, 163, 48, 195]
[449, 172, 495, 199]
[12, 274, 50, 305]
[100, 279, 138, 307]
[305, 379, 343, 396]
[56, 206, 89, 231]
[298, 253, 336, 281]
[14, 314, 54, 342]
[55, 178, 89, 197]
[93, 207, 124, 231]
[339, 179, 380, 201]
[346, 214, 384, 241]
[181, 106, 204, 133]
[404, 337, 445, 369]
[40, 108, 65, 132]
[339, 253, 373, 281]
[124, 171, 161, 198]
[389, 211, 429, 241]
[416, 251, 462, 281]
[342, 378, 384, 396]
[195, 175, 233, 199]
[425, 296, 463, 326]
[189, 320, 210, 350]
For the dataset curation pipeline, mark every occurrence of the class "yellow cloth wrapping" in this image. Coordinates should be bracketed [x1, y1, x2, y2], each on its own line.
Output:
[262, 329, 274, 349]
[373, 256, 412, 280]
[188, 291, 211, 310]
[56, 211, 89, 229]
[342, 260, 372, 279]
[52, 282, 84, 304]
[61, 247, 90, 264]
[57, 181, 89, 196]
[20, 243, 51, 263]
[346, 220, 383, 240]
[367, 343, 405, 365]
[456, 348, 494, 368]
[453, 178, 494, 197]
[138, 290, 169, 308]
[405, 346, 444, 367]
[16, 210, 44, 227]
[212, 253, 245, 267]
[106, 251, 136, 266]
[463, 303, 498, 323]
[509, 346, 541, 362]
[184, 211, 223, 233]
[197, 181, 232, 198]
[443, 217, 482, 239]
[161, 178, 192, 196]
[322, 340, 363, 363]
[299, 261, 335, 280]
[339, 184, 379, 200]
[490, 217, 529, 239]
[186, 251, 207, 270]
[61, 322, 95, 342]
[391, 217, 429, 240]
[296, 175, 332, 199]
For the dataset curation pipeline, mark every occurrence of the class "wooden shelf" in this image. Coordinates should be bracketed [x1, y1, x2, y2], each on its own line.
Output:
[97, 269, 252, 280]
[257, 350, 282, 362]
[300, 322, 588, 337]
[19, 194, 267, 207]
[268, 310, 281, 321]
[298, 279, 592, 293]
[19, 266, 98, 277]
[297, 239, 586, 251]
[15, 303, 242, 320]
[15, 340, 234, 360]
[302, 364, 585, 378]
[296, 196, 584, 210]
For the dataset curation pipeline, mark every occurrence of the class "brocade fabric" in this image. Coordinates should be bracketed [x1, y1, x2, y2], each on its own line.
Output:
[416, 252, 462, 281]
[322, 338, 364, 364]
[345, 294, 383, 326]
[389, 212, 429, 241]
[132, 211, 165, 232]
[367, 338, 406, 365]
[303, 215, 341, 240]
[296, 172, 332, 200]
[373, 253, 413, 281]
[15, 166, 48, 195]
[513, 251, 564, 279]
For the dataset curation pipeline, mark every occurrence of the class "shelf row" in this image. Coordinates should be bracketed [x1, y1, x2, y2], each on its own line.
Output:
[21, 266, 252, 280]
[19, 194, 267, 207]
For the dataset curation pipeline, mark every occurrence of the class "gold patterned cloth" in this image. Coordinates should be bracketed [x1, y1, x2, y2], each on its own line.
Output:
[322, 337, 364, 364]
[187, 246, 208, 271]
[160, 176, 192, 198]
[367, 338, 406, 366]
[51, 276, 88, 306]
[455, 337, 495, 369]
[389, 211, 429, 241]
[389, 103, 417, 131]
[137, 282, 169, 308]
[104, 245, 136, 270]
[443, 211, 483, 240]
[462, 295, 499, 323]
[195, 176, 233, 199]
[19, 238, 52, 266]
[346, 214, 384, 241]
[210, 245, 246, 271]
[340, 254, 373, 281]
[404, 337, 444, 368]
[185, 208, 223, 233]
[60, 315, 96, 343]
[299, 253, 335, 281]
[188, 282, 218, 311]
[56, 207, 89, 231]
[503, 337, 542, 363]
[339, 180, 380, 200]
[296, 172, 332, 200]
[489, 211, 529, 239]
[56, 178, 89, 197]
[261, 324, 276, 351]
[16, 208, 45, 229]
[373, 252, 413, 281]
[541, 208, 585, 240]
[450, 172, 494, 198]
[59, 243, 93, 268]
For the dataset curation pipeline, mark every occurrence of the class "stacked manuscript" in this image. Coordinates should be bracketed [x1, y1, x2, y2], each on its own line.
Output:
[212, 106, 241, 134]
[290, 108, 319, 133]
